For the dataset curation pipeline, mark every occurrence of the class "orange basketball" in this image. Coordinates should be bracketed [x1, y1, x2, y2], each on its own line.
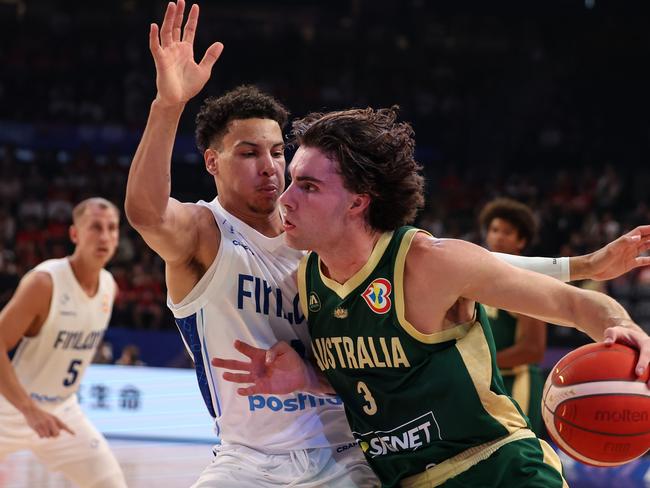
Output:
[542, 342, 650, 466]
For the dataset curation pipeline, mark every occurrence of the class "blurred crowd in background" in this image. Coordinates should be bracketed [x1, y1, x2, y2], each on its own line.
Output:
[1, 0, 650, 363]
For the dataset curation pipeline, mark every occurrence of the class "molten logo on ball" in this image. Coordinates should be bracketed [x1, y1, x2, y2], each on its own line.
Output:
[594, 410, 648, 423]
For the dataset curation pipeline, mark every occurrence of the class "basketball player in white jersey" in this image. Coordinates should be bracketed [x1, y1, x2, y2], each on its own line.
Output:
[126, 2, 377, 486]
[126, 2, 650, 486]
[0, 198, 127, 488]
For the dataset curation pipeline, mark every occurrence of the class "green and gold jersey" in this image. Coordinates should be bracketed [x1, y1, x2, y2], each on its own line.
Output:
[298, 227, 530, 487]
[484, 307, 518, 352]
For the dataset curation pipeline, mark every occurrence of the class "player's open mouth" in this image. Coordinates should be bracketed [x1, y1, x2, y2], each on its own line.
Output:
[282, 218, 296, 231]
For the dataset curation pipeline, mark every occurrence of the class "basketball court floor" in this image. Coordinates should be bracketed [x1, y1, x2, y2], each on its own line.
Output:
[0, 439, 212, 487]
[1, 438, 649, 487]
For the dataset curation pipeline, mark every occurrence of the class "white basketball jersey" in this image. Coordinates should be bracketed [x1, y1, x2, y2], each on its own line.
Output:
[168, 198, 354, 451]
[9, 258, 115, 408]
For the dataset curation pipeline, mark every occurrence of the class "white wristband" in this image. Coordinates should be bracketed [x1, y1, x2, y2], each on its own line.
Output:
[492, 253, 571, 282]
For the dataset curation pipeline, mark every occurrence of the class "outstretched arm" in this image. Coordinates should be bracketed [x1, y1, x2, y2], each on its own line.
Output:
[211, 340, 335, 396]
[406, 235, 650, 380]
[125, 1, 223, 265]
[0, 272, 75, 438]
[493, 225, 650, 282]
[569, 225, 650, 281]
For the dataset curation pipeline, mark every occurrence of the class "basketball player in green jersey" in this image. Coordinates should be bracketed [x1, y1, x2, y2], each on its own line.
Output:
[213, 107, 650, 488]
[479, 198, 546, 435]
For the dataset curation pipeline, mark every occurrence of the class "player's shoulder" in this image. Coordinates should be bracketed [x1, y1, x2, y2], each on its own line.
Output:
[19, 267, 54, 299]
[33, 257, 65, 273]
[406, 233, 476, 272]
[407, 231, 446, 257]
[182, 200, 217, 224]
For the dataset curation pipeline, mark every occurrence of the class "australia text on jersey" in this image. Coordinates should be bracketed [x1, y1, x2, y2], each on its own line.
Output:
[311, 335, 411, 370]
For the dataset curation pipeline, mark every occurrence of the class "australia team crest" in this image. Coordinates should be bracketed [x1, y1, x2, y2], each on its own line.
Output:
[361, 278, 392, 314]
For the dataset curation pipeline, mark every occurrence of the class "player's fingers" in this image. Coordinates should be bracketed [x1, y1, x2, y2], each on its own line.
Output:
[623, 234, 641, 244]
[47, 419, 60, 437]
[631, 224, 650, 238]
[603, 327, 617, 345]
[34, 424, 48, 438]
[149, 24, 163, 59]
[182, 3, 199, 44]
[56, 418, 75, 436]
[634, 256, 650, 269]
[211, 357, 252, 371]
[265, 341, 289, 365]
[233, 339, 264, 360]
[160, 2, 176, 48]
[634, 337, 650, 377]
[198, 42, 224, 72]
[172, 0, 185, 43]
[222, 372, 255, 384]
[236, 385, 266, 396]
[637, 238, 650, 254]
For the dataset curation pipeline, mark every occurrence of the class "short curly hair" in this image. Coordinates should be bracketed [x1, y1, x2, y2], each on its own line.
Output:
[195, 85, 289, 153]
[479, 198, 537, 246]
[291, 107, 425, 232]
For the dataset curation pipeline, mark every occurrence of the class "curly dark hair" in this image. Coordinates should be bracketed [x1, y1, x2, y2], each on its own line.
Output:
[291, 107, 425, 232]
[195, 85, 289, 152]
[478, 197, 537, 247]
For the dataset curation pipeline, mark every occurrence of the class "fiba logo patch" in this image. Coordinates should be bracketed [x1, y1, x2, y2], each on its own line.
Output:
[308, 292, 321, 312]
[361, 278, 392, 314]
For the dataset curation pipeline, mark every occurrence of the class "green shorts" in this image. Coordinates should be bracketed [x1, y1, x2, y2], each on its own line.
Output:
[439, 437, 567, 488]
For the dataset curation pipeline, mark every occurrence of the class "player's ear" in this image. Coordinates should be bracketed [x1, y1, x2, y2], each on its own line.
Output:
[350, 193, 371, 215]
[205, 148, 219, 176]
[516, 236, 527, 253]
[69, 224, 79, 245]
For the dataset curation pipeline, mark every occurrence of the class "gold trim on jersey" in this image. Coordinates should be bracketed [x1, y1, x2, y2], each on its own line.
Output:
[393, 229, 474, 344]
[510, 365, 531, 415]
[505, 317, 532, 414]
[540, 439, 570, 488]
[401, 428, 536, 487]
[455, 323, 529, 434]
[318, 232, 394, 299]
[298, 253, 310, 320]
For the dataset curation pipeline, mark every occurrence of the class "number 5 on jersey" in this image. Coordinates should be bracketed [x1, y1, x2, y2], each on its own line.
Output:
[63, 359, 82, 387]
[357, 381, 378, 415]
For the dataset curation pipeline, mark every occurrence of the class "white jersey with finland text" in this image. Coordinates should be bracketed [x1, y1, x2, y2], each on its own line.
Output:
[168, 198, 354, 452]
[8, 258, 115, 408]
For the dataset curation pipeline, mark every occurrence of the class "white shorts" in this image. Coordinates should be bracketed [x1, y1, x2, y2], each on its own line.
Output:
[0, 395, 127, 488]
[192, 441, 379, 488]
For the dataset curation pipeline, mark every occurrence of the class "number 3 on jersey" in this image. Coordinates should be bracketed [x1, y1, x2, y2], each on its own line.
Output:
[357, 381, 378, 415]
[63, 359, 82, 387]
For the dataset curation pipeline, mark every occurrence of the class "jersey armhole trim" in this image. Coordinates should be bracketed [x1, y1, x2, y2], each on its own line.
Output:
[394, 229, 474, 344]
[297, 253, 310, 320]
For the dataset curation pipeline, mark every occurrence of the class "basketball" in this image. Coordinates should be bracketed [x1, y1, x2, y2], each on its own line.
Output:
[542, 343, 650, 466]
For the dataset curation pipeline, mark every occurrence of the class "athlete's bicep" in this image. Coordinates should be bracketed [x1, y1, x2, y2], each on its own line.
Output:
[448, 240, 580, 325]
[133, 200, 218, 266]
[0, 271, 52, 350]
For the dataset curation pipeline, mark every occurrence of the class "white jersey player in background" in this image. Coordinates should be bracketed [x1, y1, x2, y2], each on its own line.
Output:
[0, 197, 127, 488]
[126, 2, 650, 487]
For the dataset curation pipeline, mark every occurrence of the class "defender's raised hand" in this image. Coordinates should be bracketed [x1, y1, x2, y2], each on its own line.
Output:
[149, 1, 224, 108]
